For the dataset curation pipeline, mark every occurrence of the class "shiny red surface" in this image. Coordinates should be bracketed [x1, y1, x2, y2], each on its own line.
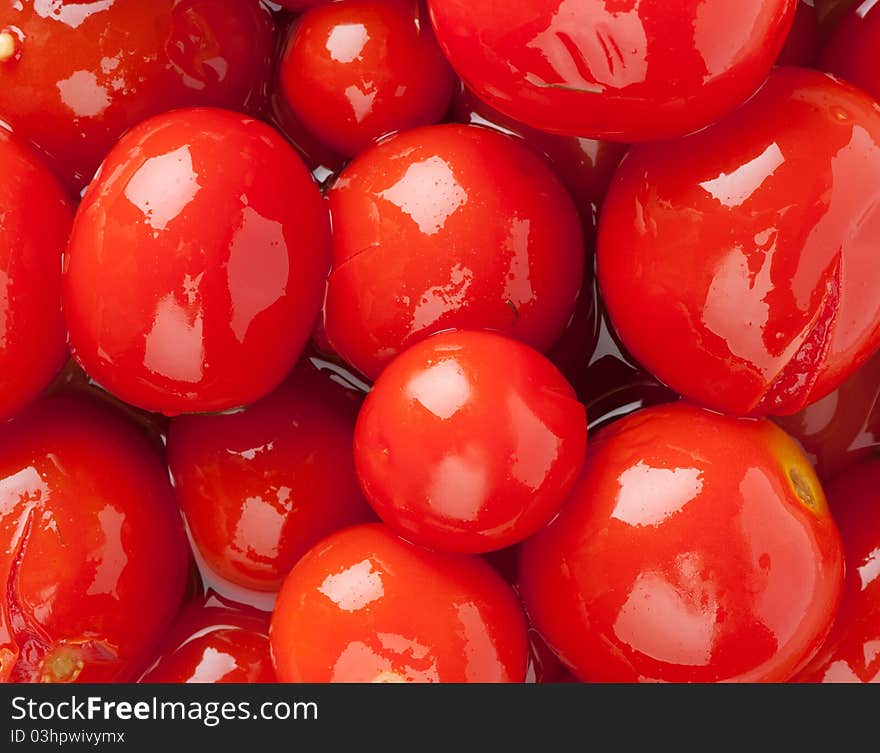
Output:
[795, 460, 880, 683]
[276, 0, 332, 10]
[778, 0, 819, 65]
[140, 594, 274, 684]
[0, 0, 275, 191]
[325, 124, 584, 380]
[519, 403, 844, 682]
[820, 0, 880, 102]
[598, 68, 880, 418]
[280, 0, 454, 158]
[63, 108, 331, 416]
[428, 0, 796, 141]
[0, 128, 71, 420]
[168, 358, 374, 592]
[0, 396, 189, 683]
[355, 331, 587, 553]
[270, 524, 528, 682]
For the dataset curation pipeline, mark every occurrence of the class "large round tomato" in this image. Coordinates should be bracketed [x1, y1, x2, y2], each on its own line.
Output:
[519, 402, 844, 682]
[598, 68, 880, 417]
[64, 108, 330, 416]
[355, 330, 587, 553]
[0, 0, 274, 190]
[428, 0, 796, 141]
[0, 396, 189, 683]
[270, 524, 528, 682]
[325, 124, 584, 380]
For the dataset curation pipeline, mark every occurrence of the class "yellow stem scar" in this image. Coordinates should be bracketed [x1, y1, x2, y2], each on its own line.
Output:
[0, 32, 16, 62]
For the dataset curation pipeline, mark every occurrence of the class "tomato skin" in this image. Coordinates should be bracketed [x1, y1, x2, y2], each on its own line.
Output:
[0, 128, 71, 420]
[427, 0, 796, 141]
[519, 403, 844, 683]
[355, 331, 587, 553]
[139, 595, 274, 684]
[168, 358, 375, 592]
[795, 460, 880, 683]
[63, 108, 331, 416]
[820, 0, 880, 102]
[0, 0, 275, 191]
[777, 0, 819, 65]
[270, 523, 528, 682]
[325, 124, 584, 380]
[0, 396, 189, 683]
[280, 0, 454, 158]
[598, 68, 880, 418]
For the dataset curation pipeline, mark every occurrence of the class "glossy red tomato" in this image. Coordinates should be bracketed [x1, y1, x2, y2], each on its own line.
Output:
[276, 0, 332, 10]
[817, 0, 860, 40]
[519, 403, 844, 682]
[270, 524, 528, 682]
[795, 460, 880, 682]
[168, 358, 375, 592]
[820, 0, 880, 102]
[778, 0, 819, 65]
[0, 127, 71, 420]
[280, 0, 454, 158]
[140, 594, 274, 683]
[355, 331, 587, 553]
[325, 124, 584, 380]
[0, 0, 275, 191]
[428, 0, 797, 141]
[64, 108, 330, 416]
[0, 396, 189, 683]
[598, 68, 880, 418]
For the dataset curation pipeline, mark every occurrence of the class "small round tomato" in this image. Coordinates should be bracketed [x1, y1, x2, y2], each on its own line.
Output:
[428, 0, 796, 141]
[598, 68, 880, 418]
[0, 0, 274, 191]
[0, 127, 71, 420]
[139, 594, 274, 683]
[820, 0, 880, 102]
[168, 358, 374, 592]
[355, 331, 587, 553]
[0, 396, 189, 683]
[280, 0, 454, 158]
[795, 460, 880, 682]
[519, 403, 844, 683]
[64, 108, 330, 416]
[270, 524, 528, 682]
[778, 0, 819, 65]
[325, 124, 584, 380]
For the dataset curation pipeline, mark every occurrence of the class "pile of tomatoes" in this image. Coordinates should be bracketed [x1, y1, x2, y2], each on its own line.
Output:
[0, 0, 879, 685]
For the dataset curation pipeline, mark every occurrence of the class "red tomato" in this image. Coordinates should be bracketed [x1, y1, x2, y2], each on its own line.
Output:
[64, 108, 330, 416]
[519, 403, 844, 682]
[778, 0, 820, 65]
[427, 0, 797, 141]
[325, 124, 584, 380]
[795, 460, 880, 682]
[816, 0, 860, 40]
[598, 68, 880, 418]
[168, 358, 375, 592]
[0, 396, 189, 683]
[0, 0, 275, 191]
[355, 331, 587, 553]
[820, 0, 880, 102]
[276, 0, 332, 10]
[0, 127, 71, 420]
[140, 594, 274, 683]
[270, 523, 528, 682]
[279, 0, 454, 158]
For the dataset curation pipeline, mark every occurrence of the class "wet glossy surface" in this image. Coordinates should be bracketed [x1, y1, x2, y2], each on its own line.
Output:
[777, 0, 819, 65]
[427, 0, 796, 141]
[0, 128, 71, 420]
[0, 0, 275, 191]
[270, 524, 528, 682]
[139, 593, 274, 683]
[325, 124, 584, 380]
[169, 358, 375, 592]
[0, 396, 188, 683]
[519, 403, 844, 682]
[775, 347, 880, 480]
[599, 68, 880, 418]
[355, 331, 587, 553]
[280, 0, 454, 158]
[64, 108, 331, 416]
[820, 0, 880, 102]
[795, 459, 880, 683]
